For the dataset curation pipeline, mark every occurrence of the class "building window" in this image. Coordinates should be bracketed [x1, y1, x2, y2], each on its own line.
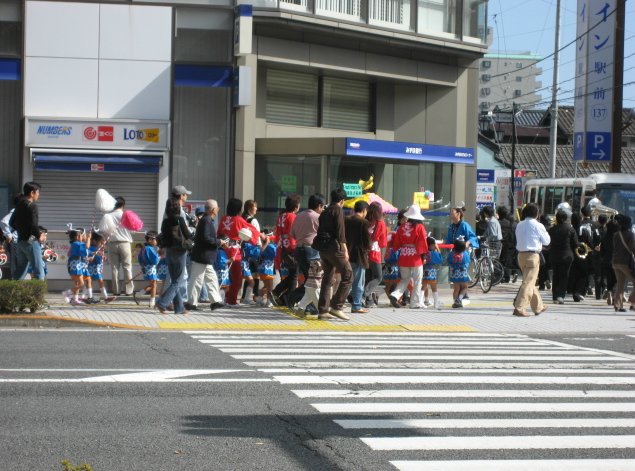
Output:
[369, 0, 411, 30]
[462, 0, 487, 42]
[266, 69, 319, 127]
[0, 0, 21, 56]
[174, 8, 232, 63]
[516, 62, 523, 68]
[480, 87, 490, 96]
[418, 0, 456, 36]
[322, 76, 372, 132]
[481, 74, 490, 82]
[481, 60, 491, 69]
[514, 89, 522, 97]
[516, 76, 522, 82]
[265, 69, 373, 132]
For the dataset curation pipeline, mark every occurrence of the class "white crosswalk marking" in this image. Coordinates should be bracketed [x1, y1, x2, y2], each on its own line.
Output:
[187, 331, 635, 470]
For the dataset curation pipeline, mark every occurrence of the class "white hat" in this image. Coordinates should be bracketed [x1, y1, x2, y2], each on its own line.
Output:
[238, 227, 253, 242]
[403, 204, 425, 221]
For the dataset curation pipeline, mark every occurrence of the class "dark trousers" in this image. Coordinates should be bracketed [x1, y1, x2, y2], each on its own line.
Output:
[603, 261, 616, 293]
[272, 249, 298, 305]
[568, 257, 588, 296]
[551, 258, 572, 300]
[318, 248, 353, 312]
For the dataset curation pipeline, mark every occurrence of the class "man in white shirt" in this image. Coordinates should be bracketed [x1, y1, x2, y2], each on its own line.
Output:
[514, 203, 551, 317]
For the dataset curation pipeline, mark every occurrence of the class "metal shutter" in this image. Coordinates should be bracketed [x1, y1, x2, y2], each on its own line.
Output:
[33, 170, 159, 233]
[322, 76, 371, 131]
[265, 69, 318, 127]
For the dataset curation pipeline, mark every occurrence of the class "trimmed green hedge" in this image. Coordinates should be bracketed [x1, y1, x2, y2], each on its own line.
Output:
[0, 280, 47, 314]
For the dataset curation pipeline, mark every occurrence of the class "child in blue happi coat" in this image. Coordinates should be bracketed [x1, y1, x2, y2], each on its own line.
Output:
[240, 240, 261, 305]
[87, 232, 115, 304]
[136, 231, 161, 308]
[257, 231, 277, 307]
[448, 237, 471, 309]
[422, 236, 443, 309]
[64, 227, 91, 306]
[214, 236, 234, 303]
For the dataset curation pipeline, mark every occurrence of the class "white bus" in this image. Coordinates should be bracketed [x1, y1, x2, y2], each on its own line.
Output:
[523, 173, 635, 217]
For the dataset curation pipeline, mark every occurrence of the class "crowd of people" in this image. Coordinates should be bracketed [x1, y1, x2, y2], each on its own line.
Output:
[3, 181, 635, 318]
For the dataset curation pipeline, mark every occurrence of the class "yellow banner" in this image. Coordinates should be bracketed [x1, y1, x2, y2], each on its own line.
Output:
[413, 192, 429, 210]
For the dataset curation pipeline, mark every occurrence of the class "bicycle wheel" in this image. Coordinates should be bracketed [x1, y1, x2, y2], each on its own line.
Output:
[479, 258, 493, 293]
[467, 257, 479, 288]
[491, 259, 505, 286]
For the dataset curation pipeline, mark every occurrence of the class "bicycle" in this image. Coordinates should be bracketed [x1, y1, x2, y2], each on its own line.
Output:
[468, 239, 505, 293]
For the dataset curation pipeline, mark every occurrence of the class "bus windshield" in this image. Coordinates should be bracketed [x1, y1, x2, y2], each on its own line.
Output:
[596, 186, 635, 215]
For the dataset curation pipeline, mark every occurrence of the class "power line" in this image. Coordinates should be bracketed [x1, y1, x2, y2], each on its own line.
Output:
[488, 4, 619, 79]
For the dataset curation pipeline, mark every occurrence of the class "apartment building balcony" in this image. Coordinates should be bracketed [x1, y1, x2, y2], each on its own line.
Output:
[249, 0, 488, 51]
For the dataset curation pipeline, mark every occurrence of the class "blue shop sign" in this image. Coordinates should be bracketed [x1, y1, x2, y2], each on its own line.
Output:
[477, 169, 495, 183]
[345, 138, 474, 164]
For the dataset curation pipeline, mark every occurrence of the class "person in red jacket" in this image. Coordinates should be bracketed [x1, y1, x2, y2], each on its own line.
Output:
[271, 194, 301, 307]
[388, 204, 429, 309]
[363, 202, 387, 307]
[216, 198, 261, 306]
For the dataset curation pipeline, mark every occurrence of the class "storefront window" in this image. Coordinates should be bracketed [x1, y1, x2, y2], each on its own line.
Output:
[255, 154, 453, 236]
[255, 155, 324, 227]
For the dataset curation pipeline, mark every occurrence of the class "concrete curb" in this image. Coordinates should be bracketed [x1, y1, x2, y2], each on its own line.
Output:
[0, 314, 150, 330]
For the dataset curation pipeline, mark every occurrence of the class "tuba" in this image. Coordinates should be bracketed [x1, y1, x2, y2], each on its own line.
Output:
[575, 242, 591, 259]
[588, 198, 618, 219]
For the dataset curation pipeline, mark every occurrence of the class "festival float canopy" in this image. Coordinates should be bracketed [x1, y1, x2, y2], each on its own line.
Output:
[343, 176, 399, 213]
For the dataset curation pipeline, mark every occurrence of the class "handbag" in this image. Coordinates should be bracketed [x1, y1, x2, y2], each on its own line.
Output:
[311, 232, 333, 252]
[617, 231, 635, 276]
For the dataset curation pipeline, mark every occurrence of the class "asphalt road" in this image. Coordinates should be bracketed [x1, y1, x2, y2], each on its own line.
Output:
[1, 330, 635, 471]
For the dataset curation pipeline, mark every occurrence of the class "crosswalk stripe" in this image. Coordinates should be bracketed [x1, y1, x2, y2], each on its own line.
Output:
[363, 435, 635, 450]
[336, 418, 635, 429]
[194, 339, 542, 346]
[293, 389, 635, 398]
[265, 367, 635, 373]
[313, 402, 635, 413]
[390, 459, 635, 471]
[218, 348, 586, 354]
[275, 375, 635, 385]
[185, 331, 514, 337]
[245, 361, 635, 368]
[234, 354, 625, 360]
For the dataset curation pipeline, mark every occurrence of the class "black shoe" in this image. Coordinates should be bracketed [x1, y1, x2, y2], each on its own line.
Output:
[545, 280, 552, 290]
[452, 298, 463, 309]
[210, 302, 225, 311]
[184, 302, 198, 311]
[371, 292, 379, 306]
[270, 292, 283, 307]
[388, 295, 401, 309]
[511, 274, 518, 283]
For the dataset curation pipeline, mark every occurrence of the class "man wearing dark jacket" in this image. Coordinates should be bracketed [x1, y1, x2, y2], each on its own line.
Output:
[185, 199, 224, 311]
[316, 188, 353, 321]
[345, 201, 371, 313]
[10, 182, 45, 280]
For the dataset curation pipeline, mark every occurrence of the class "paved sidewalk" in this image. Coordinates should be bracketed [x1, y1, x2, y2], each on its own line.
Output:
[2, 282, 634, 334]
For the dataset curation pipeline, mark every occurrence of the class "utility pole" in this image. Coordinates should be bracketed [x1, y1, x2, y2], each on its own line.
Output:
[610, 0, 625, 173]
[549, 0, 561, 178]
[510, 102, 517, 212]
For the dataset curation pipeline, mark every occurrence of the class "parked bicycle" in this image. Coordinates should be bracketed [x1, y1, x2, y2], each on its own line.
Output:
[468, 239, 505, 293]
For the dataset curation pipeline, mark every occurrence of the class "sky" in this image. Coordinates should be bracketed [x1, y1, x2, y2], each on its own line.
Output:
[487, 0, 635, 111]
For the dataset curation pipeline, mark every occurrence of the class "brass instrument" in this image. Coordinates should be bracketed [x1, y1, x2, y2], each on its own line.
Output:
[587, 198, 618, 219]
[575, 242, 591, 259]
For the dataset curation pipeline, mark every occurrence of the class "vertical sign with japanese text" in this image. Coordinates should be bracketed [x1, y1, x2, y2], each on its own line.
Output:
[574, 0, 615, 162]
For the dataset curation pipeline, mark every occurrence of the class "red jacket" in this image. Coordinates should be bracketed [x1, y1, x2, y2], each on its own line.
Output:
[392, 222, 428, 267]
[217, 215, 260, 261]
[275, 212, 297, 252]
[368, 219, 388, 264]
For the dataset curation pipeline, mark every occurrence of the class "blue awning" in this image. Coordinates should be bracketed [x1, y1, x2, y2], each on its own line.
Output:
[33, 153, 162, 173]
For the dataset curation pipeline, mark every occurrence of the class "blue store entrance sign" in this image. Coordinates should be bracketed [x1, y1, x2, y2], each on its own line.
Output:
[345, 138, 474, 165]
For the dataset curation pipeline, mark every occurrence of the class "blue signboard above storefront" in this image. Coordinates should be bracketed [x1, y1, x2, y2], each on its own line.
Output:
[345, 138, 474, 165]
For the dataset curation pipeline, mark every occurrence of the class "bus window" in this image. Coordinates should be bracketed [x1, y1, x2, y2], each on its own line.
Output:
[529, 187, 537, 203]
[544, 187, 565, 215]
[537, 186, 545, 213]
[572, 187, 583, 212]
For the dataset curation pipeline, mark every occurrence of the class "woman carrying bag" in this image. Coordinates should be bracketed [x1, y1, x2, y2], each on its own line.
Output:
[156, 197, 193, 314]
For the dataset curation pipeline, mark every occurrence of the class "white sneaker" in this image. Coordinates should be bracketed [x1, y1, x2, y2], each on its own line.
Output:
[434, 301, 442, 309]
[241, 298, 257, 305]
[62, 290, 72, 303]
[423, 300, 432, 307]
[461, 298, 471, 306]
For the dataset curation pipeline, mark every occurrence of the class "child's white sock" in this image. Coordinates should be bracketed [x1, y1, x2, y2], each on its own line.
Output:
[433, 292, 440, 308]
[101, 287, 108, 298]
[73, 293, 79, 302]
[87, 288, 93, 299]
[82, 287, 88, 299]
[243, 286, 253, 302]
[149, 297, 156, 308]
